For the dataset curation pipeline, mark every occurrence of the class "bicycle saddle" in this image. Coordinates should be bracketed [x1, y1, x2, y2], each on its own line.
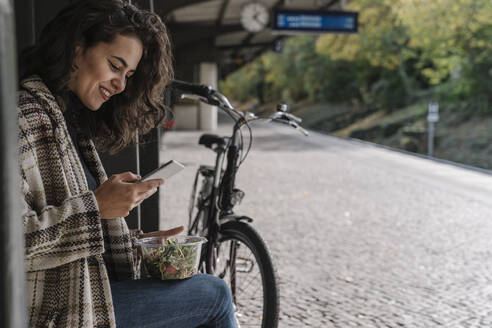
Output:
[199, 134, 229, 149]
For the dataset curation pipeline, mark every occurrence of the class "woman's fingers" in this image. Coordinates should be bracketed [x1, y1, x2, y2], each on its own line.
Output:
[132, 186, 158, 207]
[135, 179, 164, 194]
[163, 226, 185, 236]
[95, 173, 163, 219]
[141, 187, 157, 201]
[115, 171, 141, 182]
[140, 226, 185, 239]
[124, 179, 163, 210]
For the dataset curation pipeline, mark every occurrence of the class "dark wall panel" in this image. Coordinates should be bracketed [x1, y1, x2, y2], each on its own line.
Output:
[14, 0, 35, 54]
[99, 130, 161, 233]
[33, 0, 68, 40]
[136, 129, 161, 232]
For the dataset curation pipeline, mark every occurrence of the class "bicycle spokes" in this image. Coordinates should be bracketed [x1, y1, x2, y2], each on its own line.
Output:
[214, 237, 265, 327]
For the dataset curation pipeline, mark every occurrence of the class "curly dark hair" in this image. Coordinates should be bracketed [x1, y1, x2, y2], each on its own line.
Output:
[19, 0, 174, 153]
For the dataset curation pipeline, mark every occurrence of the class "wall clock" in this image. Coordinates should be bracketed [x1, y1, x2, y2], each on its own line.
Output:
[240, 2, 269, 33]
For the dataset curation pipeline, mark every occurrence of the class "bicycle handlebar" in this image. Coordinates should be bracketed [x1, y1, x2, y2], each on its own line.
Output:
[171, 79, 308, 213]
[170, 79, 308, 135]
[171, 79, 235, 110]
[170, 80, 213, 99]
[270, 111, 302, 124]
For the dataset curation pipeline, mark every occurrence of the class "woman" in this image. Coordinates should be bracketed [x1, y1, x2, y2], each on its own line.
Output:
[17, 1, 236, 327]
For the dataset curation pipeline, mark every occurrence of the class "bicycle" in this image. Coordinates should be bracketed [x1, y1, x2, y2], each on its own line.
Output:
[170, 80, 308, 328]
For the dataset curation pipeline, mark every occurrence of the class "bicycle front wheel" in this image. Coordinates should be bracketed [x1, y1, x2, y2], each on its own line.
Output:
[207, 220, 279, 328]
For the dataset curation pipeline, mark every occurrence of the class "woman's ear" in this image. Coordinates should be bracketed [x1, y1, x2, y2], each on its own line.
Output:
[72, 44, 83, 70]
[68, 44, 82, 90]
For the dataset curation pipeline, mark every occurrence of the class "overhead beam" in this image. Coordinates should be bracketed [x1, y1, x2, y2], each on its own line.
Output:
[230, 32, 254, 58]
[167, 23, 243, 36]
[217, 41, 272, 51]
[241, 33, 255, 46]
[320, 0, 340, 10]
[272, 0, 286, 9]
[156, 0, 212, 18]
[217, 35, 286, 79]
[174, 39, 221, 65]
[216, 0, 230, 26]
[167, 23, 243, 48]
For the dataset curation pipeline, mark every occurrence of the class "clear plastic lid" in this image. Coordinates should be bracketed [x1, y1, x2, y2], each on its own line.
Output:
[137, 235, 207, 247]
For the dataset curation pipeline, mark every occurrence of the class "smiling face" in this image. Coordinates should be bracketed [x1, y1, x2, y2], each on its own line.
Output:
[68, 34, 143, 110]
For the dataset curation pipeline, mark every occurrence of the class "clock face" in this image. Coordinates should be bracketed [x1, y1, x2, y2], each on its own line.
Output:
[240, 2, 269, 33]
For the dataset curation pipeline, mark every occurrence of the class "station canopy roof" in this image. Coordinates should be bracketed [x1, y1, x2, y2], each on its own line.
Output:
[149, 0, 347, 77]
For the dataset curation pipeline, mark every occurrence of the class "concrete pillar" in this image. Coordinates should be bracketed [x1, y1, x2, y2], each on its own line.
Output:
[199, 62, 218, 131]
[173, 104, 199, 130]
[1, 0, 27, 326]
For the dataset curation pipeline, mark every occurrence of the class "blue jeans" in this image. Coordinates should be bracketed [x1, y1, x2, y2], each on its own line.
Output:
[110, 274, 237, 328]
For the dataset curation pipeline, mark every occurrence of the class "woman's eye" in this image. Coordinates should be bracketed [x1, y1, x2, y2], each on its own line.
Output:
[109, 61, 120, 72]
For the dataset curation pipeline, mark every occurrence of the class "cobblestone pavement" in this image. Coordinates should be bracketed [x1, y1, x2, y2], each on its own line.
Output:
[158, 122, 492, 327]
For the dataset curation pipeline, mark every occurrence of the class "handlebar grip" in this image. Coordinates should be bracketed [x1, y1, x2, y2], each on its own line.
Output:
[170, 80, 213, 98]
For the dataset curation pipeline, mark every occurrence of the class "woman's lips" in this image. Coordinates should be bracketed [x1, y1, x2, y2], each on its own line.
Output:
[99, 86, 111, 101]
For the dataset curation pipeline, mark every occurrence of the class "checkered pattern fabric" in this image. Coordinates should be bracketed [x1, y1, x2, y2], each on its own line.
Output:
[18, 76, 138, 327]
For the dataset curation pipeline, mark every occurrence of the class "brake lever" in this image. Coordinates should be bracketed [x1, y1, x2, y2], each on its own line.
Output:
[271, 111, 303, 124]
[245, 112, 258, 120]
[180, 93, 221, 107]
[282, 112, 302, 124]
[211, 90, 234, 110]
[271, 117, 309, 136]
[288, 121, 309, 136]
[181, 93, 208, 103]
[270, 112, 283, 120]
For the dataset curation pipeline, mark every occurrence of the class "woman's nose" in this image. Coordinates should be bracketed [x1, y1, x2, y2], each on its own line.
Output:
[111, 76, 126, 94]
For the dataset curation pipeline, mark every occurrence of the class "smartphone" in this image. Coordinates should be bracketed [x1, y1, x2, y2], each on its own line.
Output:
[141, 160, 185, 182]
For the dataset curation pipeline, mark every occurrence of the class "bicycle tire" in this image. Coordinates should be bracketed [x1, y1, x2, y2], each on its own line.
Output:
[207, 220, 279, 328]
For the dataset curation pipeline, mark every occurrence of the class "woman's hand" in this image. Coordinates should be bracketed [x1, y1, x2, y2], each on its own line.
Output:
[94, 171, 163, 219]
[139, 226, 184, 239]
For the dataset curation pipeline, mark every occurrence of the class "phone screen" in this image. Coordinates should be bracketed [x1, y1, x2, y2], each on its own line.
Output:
[141, 160, 185, 181]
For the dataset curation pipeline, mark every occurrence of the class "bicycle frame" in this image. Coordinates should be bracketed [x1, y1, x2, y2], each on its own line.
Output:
[188, 119, 252, 273]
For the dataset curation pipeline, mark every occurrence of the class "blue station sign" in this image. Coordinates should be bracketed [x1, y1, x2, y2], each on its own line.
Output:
[272, 9, 358, 34]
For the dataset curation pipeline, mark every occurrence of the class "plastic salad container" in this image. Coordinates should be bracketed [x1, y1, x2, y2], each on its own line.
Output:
[137, 235, 207, 280]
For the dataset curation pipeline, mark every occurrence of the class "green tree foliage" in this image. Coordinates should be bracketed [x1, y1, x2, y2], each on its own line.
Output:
[220, 0, 491, 112]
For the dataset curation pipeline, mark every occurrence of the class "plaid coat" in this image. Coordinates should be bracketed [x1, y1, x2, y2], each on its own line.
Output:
[18, 76, 138, 328]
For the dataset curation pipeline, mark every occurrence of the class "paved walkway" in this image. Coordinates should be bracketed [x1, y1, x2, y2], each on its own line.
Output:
[158, 121, 492, 327]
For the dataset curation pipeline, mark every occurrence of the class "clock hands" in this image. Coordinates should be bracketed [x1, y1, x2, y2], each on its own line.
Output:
[240, 2, 269, 33]
[253, 11, 268, 26]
